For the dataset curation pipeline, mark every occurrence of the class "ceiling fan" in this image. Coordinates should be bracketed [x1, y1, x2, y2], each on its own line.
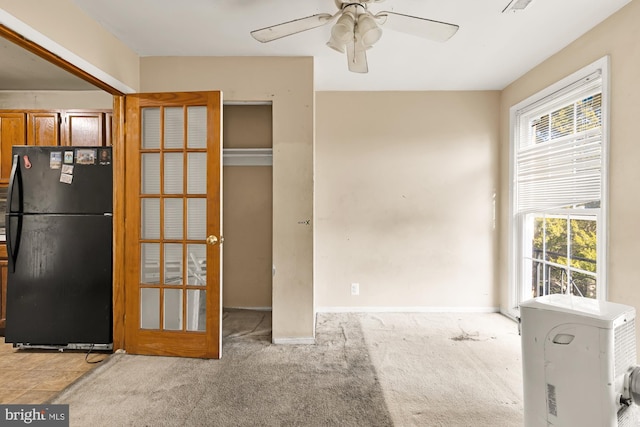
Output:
[250, 0, 459, 74]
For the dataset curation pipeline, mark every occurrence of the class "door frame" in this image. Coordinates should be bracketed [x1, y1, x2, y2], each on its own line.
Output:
[112, 95, 126, 349]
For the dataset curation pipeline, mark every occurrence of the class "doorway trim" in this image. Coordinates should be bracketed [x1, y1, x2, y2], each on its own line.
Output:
[0, 12, 134, 94]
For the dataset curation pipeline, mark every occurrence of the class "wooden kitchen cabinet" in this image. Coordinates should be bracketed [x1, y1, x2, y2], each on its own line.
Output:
[0, 112, 27, 184]
[1, 111, 59, 184]
[0, 109, 112, 184]
[28, 111, 61, 147]
[63, 110, 111, 147]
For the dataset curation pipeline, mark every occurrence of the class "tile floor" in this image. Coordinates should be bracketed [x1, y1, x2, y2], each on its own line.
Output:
[0, 336, 108, 404]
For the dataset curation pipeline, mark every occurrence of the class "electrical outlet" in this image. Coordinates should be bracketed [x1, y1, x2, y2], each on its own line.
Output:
[351, 283, 360, 296]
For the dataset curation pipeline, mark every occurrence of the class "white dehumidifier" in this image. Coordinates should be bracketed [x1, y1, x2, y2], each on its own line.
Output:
[520, 294, 640, 426]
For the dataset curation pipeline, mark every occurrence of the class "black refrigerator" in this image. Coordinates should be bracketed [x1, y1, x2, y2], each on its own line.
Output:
[5, 146, 113, 349]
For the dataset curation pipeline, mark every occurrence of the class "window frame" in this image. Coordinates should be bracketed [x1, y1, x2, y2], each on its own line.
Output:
[507, 56, 610, 318]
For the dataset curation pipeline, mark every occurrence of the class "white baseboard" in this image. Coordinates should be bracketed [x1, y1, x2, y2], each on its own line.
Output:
[315, 306, 500, 314]
[224, 306, 272, 311]
[500, 309, 519, 322]
[272, 337, 316, 345]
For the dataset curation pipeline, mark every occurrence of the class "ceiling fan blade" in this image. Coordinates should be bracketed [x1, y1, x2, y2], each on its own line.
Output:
[346, 40, 368, 73]
[375, 12, 459, 42]
[251, 13, 336, 43]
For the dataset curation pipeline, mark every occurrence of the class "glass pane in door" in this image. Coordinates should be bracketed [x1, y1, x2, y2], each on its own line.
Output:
[164, 199, 183, 239]
[140, 243, 160, 284]
[142, 108, 160, 149]
[187, 289, 206, 331]
[187, 244, 207, 286]
[141, 199, 160, 239]
[187, 153, 206, 194]
[140, 288, 160, 329]
[187, 198, 206, 240]
[164, 153, 184, 194]
[164, 289, 183, 330]
[187, 106, 207, 149]
[164, 107, 184, 149]
[141, 153, 160, 194]
[164, 244, 183, 285]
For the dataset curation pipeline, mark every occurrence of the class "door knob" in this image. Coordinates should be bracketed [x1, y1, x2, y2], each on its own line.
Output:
[206, 235, 218, 245]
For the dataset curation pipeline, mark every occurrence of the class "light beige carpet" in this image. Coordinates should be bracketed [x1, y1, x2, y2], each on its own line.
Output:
[358, 312, 523, 426]
[51, 310, 523, 426]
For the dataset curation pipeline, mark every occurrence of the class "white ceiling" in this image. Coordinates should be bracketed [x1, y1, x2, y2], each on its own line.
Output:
[69, 0, 631, 91]
[0, 0, 633, 91]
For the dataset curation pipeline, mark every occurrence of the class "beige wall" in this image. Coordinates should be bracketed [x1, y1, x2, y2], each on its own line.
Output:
[223, 105, 272, 149]
[222, 167, 273, 308]
[0, 0, 139, 92]
[316, 91, 500, 310]
[140, 57, 314, 342]
[223, 105, 273, 309]
[0, 91, 112, 109]
[499, 1, 640, 320]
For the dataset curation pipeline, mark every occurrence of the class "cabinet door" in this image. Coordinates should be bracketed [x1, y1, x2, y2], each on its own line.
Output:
[63, 111, 105, 146]
[27, 112, 61, 146]
[0, 259, 7, 331]
[0, 112, 27, 184]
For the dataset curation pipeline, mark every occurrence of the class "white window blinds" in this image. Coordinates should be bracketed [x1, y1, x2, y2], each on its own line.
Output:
[515, 72, 603, 213]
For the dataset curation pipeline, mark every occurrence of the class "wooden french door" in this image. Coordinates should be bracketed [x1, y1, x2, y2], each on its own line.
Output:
[123, 92, 222, 359]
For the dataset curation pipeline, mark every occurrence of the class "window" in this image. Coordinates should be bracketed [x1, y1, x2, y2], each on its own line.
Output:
[524, 213, 597, 299]
[509, 58, 608, 313]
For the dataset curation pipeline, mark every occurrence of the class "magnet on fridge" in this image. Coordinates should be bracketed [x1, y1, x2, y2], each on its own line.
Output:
[60, 173, 73, 184]
[50, 152, 62, 169]
[64, 151, 74, 164]
[98, 148, 111, 165]
[76, 149, 97, 165]
[23, 155, 32, 169]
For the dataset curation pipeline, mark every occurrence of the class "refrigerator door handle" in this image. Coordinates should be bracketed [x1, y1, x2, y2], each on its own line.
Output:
[6, 214, 21, 273]
[7, 154, 22, 214]
[7, 154, 23, 273]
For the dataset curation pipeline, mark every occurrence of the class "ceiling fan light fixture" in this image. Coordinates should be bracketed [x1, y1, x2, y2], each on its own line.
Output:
[357, 13, 382, 48]
[327, 11, 355, 53]
[502, 0, 534, 13]
[327, 35, 346, 53]
[331, 12, 356, 41]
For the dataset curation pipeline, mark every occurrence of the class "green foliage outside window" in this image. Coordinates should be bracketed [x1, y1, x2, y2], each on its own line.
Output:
[531, 216, 597, 298]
